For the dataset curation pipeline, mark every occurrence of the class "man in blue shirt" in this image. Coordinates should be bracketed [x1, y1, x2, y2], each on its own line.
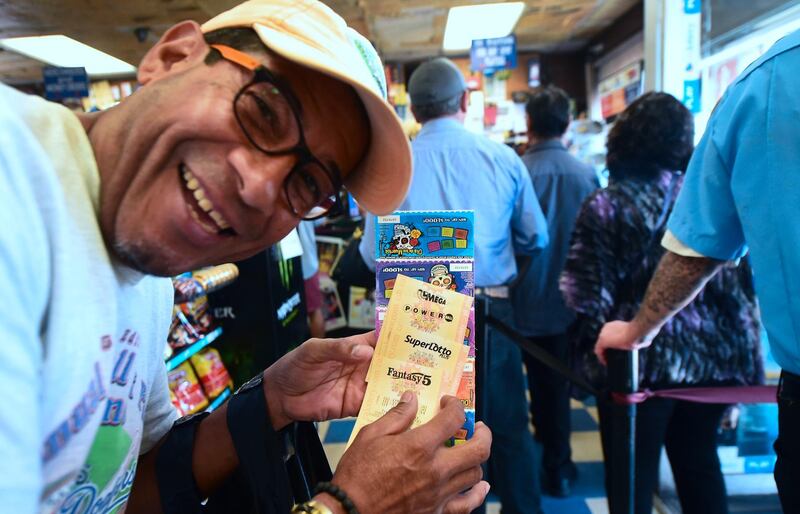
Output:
[513, 86, 599, 497]
[594, 30, 800, 511]
[360, 58, 549, 513]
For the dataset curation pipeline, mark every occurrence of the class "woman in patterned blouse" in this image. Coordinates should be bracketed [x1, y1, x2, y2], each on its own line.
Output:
[560, 92, 763, 514]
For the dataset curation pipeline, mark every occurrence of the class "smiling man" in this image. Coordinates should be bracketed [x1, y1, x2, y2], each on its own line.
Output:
[0, 1, 492, 513]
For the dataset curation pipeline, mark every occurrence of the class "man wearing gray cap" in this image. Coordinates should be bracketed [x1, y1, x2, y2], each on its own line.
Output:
[361, 57, 549, 514]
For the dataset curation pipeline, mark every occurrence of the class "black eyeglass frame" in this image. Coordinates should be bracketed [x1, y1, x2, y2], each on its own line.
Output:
[232, 65, 344, 221]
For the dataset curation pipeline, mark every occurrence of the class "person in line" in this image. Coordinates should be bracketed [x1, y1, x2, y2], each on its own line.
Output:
[593, 30, 800, 513]
[0, 1, 493, 512]
[512, 85, 599, 497]
[560, 92, 763, 514]
[297, 220, 326, 338]
[360, 57, 549, 514]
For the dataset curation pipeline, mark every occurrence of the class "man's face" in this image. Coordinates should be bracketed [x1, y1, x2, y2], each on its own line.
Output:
[93, 31, 369, 276]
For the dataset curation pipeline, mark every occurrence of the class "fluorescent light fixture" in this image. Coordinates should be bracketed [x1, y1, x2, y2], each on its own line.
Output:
[0, 35, 136, 76]
[443, 2, 525, 51]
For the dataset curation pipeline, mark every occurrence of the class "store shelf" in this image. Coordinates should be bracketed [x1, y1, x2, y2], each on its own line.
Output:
[205, 387, 232, 413]
[166, 327, 223, 371]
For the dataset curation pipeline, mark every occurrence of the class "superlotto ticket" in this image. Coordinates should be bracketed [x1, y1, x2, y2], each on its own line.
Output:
[348, 274, 473, 447]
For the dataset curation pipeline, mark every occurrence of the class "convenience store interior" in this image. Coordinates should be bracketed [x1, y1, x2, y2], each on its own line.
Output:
[3, 0, 799, 513]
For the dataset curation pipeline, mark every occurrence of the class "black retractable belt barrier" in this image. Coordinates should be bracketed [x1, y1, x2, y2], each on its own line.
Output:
[483, 314, 601, 398]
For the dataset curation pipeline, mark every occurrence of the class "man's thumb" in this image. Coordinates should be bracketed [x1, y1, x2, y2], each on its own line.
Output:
[311, 338, 374, 364]
[368, 391, 418, 436]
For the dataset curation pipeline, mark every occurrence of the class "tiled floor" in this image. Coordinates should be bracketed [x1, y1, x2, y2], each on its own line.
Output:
[318, 397, 609, 514]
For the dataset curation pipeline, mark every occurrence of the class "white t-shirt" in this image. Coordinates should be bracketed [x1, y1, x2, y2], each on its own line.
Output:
[297, 221, 319, 280]
[0, 84, 177, 513]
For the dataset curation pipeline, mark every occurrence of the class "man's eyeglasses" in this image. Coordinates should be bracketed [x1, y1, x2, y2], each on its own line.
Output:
[210, 44, 343, 220]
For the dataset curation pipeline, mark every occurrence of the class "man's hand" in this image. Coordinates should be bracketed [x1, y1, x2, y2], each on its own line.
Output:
[594, 320, 653, 365]
[263, 332, 377, 430]
[324, 394, 492, 514]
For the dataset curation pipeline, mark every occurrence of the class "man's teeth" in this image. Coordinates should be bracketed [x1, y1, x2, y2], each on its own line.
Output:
[181, 168, 231, 231]
[188, 206, 215, 232]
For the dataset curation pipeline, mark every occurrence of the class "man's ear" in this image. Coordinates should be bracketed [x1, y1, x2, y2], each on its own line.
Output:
[459, 90, 468, 113]
[137, 21, 209, 85]
[410, 105, 422, 123]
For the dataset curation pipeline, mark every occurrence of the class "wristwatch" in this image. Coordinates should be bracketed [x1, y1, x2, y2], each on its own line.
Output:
[291, 500, 334, 514]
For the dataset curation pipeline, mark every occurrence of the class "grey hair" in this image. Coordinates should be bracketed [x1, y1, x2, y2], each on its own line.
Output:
[413, 92, 463, 123]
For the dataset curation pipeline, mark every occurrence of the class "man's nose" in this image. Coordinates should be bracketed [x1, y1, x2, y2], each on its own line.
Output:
[227, 147, 295, 214]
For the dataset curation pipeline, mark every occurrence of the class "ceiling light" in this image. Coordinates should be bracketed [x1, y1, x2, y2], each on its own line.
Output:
[0, 35, 136, 76]
[443, 2, 525, 51]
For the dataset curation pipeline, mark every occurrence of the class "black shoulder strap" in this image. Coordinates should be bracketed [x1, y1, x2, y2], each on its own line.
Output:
[226, 375, 292, 514]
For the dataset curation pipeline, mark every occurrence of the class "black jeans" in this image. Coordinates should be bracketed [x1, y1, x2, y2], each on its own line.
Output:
[775, 370, 800, 512]
[523, 333, 573, 478]
[597, 397, 729, 514]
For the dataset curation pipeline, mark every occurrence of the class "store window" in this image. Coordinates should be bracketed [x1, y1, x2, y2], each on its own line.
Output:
[694, 2, 800, 135]
[702, 0, 797, 56]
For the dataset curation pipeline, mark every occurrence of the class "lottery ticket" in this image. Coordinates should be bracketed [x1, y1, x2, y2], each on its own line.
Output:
[374, 211, 475, 259]
[347, 357, 443, 448]
[456, 359, 475, 410]
[366, 274, 473, 395]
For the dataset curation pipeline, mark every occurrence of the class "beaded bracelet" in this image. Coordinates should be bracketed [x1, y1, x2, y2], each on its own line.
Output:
[314, 481, 360, 514]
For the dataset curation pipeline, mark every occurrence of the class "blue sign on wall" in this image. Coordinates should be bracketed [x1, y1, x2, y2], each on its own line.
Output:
[43, 66, 89, 100]
[684, 0, 701, 15]
[470, 35, 517, 73]
[683, 77, 702, 113]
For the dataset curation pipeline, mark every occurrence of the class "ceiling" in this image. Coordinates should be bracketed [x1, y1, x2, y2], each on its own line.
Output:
[0, 0, 639, 84]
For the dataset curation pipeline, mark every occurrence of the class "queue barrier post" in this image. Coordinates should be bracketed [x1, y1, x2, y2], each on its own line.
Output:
[606, 348, 638, 514]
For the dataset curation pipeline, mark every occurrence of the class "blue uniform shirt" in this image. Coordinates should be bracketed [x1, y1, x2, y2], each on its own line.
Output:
[665, 29, 800, 374]
[360, 118, 548, 286]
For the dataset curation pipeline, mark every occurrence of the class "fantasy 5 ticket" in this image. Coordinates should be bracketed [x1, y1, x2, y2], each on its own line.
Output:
[349, 274, 473, 446]
[347, 357, 444, 448]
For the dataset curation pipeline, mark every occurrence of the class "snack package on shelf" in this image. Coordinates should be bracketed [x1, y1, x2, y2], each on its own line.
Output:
[169, 388, 181, 414]
[348, 274, 474, 448]
[173, 264, 240, 304]
[191, 348, 234, 399]
[168, 295, 215, 349]
[168, 362, 209, 415]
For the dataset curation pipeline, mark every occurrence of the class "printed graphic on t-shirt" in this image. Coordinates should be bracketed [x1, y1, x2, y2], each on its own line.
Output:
[42, 330, 153, 514]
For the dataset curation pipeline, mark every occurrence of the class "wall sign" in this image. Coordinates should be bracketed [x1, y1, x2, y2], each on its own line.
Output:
[470, 35, 517, 73]
[527, 57, 541, 88]
[598, 61, 643, 120]
[683, 0, 702, 113]
[43, 66, 89, 100]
